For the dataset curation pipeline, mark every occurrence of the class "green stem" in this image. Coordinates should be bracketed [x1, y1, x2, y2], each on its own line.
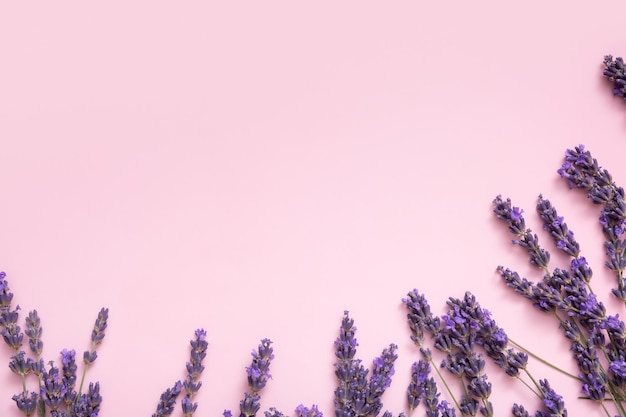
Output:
[429, 357, 462, 412]
[508, 338, 580, 380]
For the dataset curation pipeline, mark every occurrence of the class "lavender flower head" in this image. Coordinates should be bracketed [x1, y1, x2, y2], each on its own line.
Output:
[152, 381, 183, 417]
[9, 350, 34, 378]
[536, 195, 580, 258]
[407, 360, 430, 413]
[537, 379, 567, 417]
[182, 328, 208, 417]
[603, 55, 626, 100]
[25, 309, 43, 357]
[0, 273, 24, 351]
[40, 363, 68, 410]
[12, 391, 38, 417]
[246, 338, 274, 393]
[367, 344, 398, 417]
[264, 408, 285, 417]
[334, 311, 397, 417]
[402, 289, 440, 352]
[493, 195, 550, 270]
[84, 307, 108, 365]
[335, 310, 359, 361]
[296, 404, 323, 417]
[0, 271, 14, 310]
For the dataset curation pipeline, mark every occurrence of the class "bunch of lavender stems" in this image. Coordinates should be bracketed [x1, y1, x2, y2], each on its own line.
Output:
[333, 311, 400, 417]
[0, 271, 108, 417]
[492, 144, 626, 417]
[402, 288, 565, 417]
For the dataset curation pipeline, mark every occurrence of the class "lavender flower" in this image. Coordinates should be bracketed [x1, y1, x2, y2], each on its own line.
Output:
[0, 305, 24, 351]
[493, 195, 550, 270]
[367, 344, 398, 417]
[335, 310, 359, 361]
[334, 311, 397, 417]
[296, 404, 323, 417]
[25, 310, 43, 357]
[12, 391, 38, 417]
[239, 392, 261, 417]
[603, 55, 626, 100]
[183, 328, 208, 417]
[246, 338, 274, 393]
[40, 363, 67, 411]
[69, 382, 102, 417]
[265, 407, 286, 417]
[421, 373, 442, 417]
[537, 379, 567, 417]
[557, 145, 626, 300]
[402, 289, 441, 358]
[407, 360, 429, 413]
[9, 350, 34, 378]
[0, 271, 14, 310]
[60, 348, 78, 405]
[229, 338, 276, 417]
[536, 195, 580, 257]
[152, 381, 183, 417]
[511, 404, 530, 417]
[437, 401, 456, 417]
[83, 307, 108, 366]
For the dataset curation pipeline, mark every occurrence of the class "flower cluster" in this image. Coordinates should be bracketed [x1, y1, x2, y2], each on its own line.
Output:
[603, 55, 626, 100]
[0, 272, 108, 417]
[333, 311, 399, 417]
[402, 289, 563, 417]
[5, 59, 626, 417]
[493, 144, 626, 417]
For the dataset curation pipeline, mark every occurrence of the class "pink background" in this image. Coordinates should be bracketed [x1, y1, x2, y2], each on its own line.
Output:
[1, 2, 626, 416]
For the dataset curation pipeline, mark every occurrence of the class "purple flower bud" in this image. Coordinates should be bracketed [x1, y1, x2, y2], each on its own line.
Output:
[12, 391, 38, 417]
[152, 380, 182, 417]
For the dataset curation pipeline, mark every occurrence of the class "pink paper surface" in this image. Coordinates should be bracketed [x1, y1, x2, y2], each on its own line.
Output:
[1, 2, 625, 416]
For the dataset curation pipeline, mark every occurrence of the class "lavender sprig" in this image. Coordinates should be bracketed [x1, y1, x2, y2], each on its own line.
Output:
[536, 195, 580, 258]
[246, 338, 274, 394]
[333, 311, 398, 417]
[152, 381, 183, 417]
[182, 328, 208, 417]
[603, 55, 626, 100]
[0, 272, 24, 353]
[557, 144, 626, 301]
[25, 310, 43, 358]
[227, 338, 275, 417]
[493, 196, 550, 271]
[77, 307, 108, 400]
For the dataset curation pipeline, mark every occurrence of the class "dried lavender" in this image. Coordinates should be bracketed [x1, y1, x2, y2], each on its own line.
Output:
[403, 289, 558, 416]
[603, 55, 626, 100]
[0, 271, 108, 417]
[182, 328, 208, 417]
[556, 144, 626, 301]
[333, 311, 398, 417]
[295, 404, 323, 417]
[492, 145, 626, 416]
[220, 338, 275, 417]
[152, 381, 183, 417]
[77, 307, 108, 400]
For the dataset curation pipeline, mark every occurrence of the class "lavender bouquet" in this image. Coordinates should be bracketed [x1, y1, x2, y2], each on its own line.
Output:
[0, 272, 108, 417]
[492, 144, 626, 417]
[2, 56, 625, 417]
